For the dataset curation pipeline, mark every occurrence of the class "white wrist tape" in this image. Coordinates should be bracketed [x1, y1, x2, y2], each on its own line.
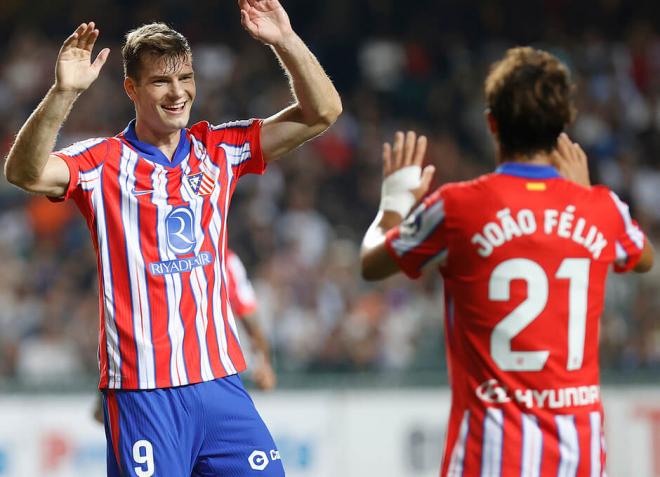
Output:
[379, 166, 421, 217]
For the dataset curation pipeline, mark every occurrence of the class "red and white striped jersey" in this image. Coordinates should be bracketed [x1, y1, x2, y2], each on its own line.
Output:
[53, 119, 265, 390]
[385, 162, 646, 477]
[226, 249, 257, 319]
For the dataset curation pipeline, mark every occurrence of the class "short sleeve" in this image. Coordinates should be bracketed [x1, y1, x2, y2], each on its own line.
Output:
[202, 119, 266, 180]
[384, 187, 449, 279]
[50, 138, 109, 202]
[226, 251, 258, 319]
[608, 191, 646, 273]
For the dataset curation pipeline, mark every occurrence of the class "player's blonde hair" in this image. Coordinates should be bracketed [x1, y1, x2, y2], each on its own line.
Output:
[485, 47, 576, 157]
[122, 23, 192, 81]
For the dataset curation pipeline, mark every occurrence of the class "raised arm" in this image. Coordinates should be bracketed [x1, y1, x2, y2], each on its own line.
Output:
[238, 0, 342, 162]
[552, 133, 654, 273]
[4, 22, 109, 196]
[361, 131, 435, 280]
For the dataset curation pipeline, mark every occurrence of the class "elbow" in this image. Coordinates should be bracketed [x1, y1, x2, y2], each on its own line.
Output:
[4, 166, 32, 191]
[4, 162, 23, 187]
[360, 251, 386, 282]
[634, 255, 654, 273]
[314, 96, 343, 129]
[361, 268, 383, 282]
[325, 97, 343, 125]
[634, 241, 655, 273]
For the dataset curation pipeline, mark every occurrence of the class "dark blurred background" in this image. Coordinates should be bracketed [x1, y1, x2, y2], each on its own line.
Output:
[1, 0, 660, 389]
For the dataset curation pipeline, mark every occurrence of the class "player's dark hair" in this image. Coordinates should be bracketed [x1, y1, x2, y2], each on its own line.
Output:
[485, 47, 576, 158]
[122, 23, 192, 81]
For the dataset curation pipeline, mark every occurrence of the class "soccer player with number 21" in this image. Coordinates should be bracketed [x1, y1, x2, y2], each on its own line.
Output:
[361, 47, 653, 476]
[4, 0, 341, 475]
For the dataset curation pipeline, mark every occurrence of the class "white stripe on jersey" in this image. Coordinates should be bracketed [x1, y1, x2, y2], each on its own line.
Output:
[482, 408, 503, 477]
[219, 142, 251, 167]
[179, 150, 214, 381]
[91, 164, 122, 388]
[521, 413, 543, 477]
[391, 199, 445, 257]
[58, 137, 106, 158]
[219, 146, 242, 350]
[204, 155, 236, 374]
[614, 241, 627, 265]
[80, 164, 103, 191]
[119, 145, 156, 389]
[609, 191, 644, 249]
[590, 412, 601, 477]
[210, 119, 254, 130]
[151, 163, 188, 387]
[447, 411, 470, 477]
[556, 415, 579, 477]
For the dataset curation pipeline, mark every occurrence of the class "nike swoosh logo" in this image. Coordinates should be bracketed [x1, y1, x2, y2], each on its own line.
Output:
[131, 188, 154, 196]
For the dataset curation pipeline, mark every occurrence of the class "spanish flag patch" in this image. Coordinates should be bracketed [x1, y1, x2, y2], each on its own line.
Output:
[526, 182, 547, 191]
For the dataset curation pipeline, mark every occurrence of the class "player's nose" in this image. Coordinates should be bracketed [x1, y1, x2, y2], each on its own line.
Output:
[168, 79, 185, 99]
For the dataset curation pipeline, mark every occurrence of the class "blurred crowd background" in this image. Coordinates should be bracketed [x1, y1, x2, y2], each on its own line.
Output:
[1, 0, 660, 388]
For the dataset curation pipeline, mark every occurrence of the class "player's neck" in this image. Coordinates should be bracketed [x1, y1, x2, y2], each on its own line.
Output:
[498, 151, 554, 167]
[133, 121, 181, 161]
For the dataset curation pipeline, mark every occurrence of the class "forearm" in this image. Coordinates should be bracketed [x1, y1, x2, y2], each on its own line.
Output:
[360, 211, 402, 280]
[242, 315, 272, 361]
[5, 86, 78, 186]
[271, 33, 342, 126]
[634, 239, 654, 273]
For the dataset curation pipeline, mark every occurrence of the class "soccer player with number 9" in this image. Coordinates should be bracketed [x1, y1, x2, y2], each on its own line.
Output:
[361, 47, 654, 476]
[4, 0, 341, 475]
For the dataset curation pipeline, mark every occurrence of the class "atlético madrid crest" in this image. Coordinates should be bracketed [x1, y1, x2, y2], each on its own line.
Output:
[186, 171, 216, 196]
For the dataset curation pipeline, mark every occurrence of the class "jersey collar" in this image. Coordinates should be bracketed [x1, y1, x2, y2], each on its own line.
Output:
[121, 119, 191, 168]
[495, 162, 561, 179]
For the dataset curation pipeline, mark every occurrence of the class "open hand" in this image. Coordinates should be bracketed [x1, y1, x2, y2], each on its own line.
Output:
[552, 132, 591, 187]
[55, 22, 110, 93]
[382, 131, 435, 204]
[238, 0, 294, 46]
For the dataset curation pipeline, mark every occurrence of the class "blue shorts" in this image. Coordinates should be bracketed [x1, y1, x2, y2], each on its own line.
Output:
[102, 374, 284, 477]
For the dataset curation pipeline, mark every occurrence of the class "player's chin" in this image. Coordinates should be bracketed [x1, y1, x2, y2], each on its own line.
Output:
[162, 114, 190, 131]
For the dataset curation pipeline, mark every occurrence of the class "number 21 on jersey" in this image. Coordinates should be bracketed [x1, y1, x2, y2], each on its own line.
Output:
[489, 258, 589, 372]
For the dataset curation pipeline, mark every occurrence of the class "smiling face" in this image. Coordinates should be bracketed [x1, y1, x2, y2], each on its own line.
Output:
[124, 53, 196, 138]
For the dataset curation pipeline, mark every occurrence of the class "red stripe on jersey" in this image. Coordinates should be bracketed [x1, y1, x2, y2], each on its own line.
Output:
[575, 413, 592, 476]
[500, 407, 522, 477]
[461, 407, 485, 475]
[106, 390, 122, 467]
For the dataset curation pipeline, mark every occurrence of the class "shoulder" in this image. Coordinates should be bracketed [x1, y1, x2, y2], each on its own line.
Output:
[190, 119, 260, 135]
[442, 173, 497, 193]
[429, 173, 497, 204]
[56, 137, 112, 158]
[575, 184, 624, 211]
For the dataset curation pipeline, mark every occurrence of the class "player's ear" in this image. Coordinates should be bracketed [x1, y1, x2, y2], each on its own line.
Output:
[485, 109, 498, 136]
[124, 76, 137, 102]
